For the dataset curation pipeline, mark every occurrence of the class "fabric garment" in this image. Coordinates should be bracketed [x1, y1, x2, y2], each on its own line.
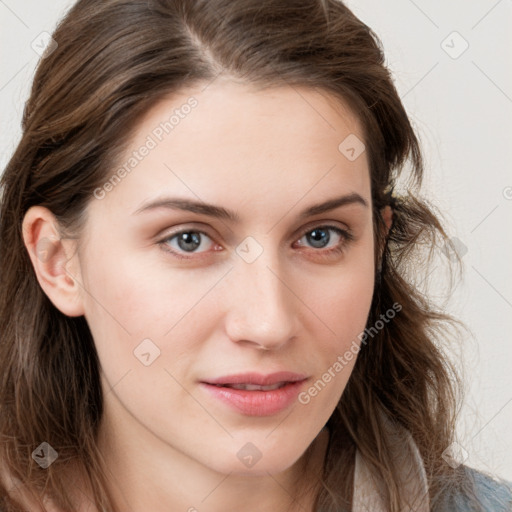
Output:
[353, 415, 512, 512]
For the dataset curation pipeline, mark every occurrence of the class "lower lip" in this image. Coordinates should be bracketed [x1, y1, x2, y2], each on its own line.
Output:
[200, 380, 307, 416]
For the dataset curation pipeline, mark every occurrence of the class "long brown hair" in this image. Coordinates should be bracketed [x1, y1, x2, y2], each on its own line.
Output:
[0, 0, 478, 510]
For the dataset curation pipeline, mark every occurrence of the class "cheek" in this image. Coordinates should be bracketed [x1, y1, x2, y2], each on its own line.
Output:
[305, 246, 375, 343]
[298, 241, 375, 397]
[295, 263, 374, 419]
[79, 244, 222, 379]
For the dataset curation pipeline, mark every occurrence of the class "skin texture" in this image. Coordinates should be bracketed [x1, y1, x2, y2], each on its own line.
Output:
[22, 81, 392, 511]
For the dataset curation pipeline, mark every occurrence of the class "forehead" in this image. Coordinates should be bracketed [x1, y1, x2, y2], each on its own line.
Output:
[95, 81, 371, 218]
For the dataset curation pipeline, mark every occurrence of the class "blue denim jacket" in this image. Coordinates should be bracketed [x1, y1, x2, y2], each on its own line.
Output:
[434, 465, 512, 511]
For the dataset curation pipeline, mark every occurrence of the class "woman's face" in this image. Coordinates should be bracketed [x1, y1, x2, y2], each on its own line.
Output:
[73, 81, 375, 477]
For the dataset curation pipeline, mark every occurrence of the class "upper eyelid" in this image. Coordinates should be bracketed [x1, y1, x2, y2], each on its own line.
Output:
[160, 220, 349, 236]
[296, 219, 350, 234]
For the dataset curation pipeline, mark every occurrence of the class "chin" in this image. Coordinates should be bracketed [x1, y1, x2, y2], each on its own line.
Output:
[202, 434, 312, 477]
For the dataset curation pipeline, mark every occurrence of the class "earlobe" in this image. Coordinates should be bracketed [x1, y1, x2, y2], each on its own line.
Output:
[381, 205, 393, 235]
[376, 205, 393, 275]
[21, 206, 85, 317]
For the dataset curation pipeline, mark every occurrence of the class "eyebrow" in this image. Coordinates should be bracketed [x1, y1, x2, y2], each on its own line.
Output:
[132, 192, 368, 222]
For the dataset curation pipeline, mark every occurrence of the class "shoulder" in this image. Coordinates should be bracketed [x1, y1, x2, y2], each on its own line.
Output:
[434, 464, 512, 512]
[467, 466, 512, 511]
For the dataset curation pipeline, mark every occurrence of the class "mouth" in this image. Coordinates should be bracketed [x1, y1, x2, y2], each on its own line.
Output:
[210, 382, 289, 391]
[200, 372, 308, 416]
[202, 371, 307, 387]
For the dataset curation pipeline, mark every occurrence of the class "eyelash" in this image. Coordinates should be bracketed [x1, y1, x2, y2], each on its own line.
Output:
[157, 225, 354, 261]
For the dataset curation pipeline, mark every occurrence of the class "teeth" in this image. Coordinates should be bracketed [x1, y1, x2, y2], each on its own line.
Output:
[223, 382, 287, 391]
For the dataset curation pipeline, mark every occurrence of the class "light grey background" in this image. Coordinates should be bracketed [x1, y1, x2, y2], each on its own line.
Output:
[1, 0, 511, 480]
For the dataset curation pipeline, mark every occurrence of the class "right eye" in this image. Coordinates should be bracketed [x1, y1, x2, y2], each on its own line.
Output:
[157, 229, 220, 260]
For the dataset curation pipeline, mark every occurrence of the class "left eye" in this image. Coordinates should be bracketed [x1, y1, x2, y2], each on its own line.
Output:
[158, 225, 352, 259]
[295, 226, 350, 251]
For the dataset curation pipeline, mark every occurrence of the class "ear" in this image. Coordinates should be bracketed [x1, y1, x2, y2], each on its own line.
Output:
[21, 206, 85, 317]
[380, 205, 393, 235]
[376, 205, 393, 272]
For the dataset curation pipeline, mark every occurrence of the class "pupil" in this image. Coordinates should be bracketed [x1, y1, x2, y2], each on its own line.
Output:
[308, 228, 329, 248]
[178, 232, 201, 251]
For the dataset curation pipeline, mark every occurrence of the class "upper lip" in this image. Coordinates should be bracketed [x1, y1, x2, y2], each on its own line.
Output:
[202, 372, 308, 386]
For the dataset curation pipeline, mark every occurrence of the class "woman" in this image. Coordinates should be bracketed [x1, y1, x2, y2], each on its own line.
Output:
[0, 0, 510, 510]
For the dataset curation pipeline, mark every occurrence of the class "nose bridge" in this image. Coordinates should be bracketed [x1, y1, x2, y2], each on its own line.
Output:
[225, 244, 298, 348]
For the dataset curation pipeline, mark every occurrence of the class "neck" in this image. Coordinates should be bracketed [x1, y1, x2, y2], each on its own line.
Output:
[92, 395, 329, 512]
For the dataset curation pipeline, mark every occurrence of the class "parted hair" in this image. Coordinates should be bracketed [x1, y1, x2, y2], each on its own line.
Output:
[0, 0, 477, 510]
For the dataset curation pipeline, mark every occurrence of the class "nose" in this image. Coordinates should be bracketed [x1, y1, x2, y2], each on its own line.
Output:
[223, 253, 299, 351]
